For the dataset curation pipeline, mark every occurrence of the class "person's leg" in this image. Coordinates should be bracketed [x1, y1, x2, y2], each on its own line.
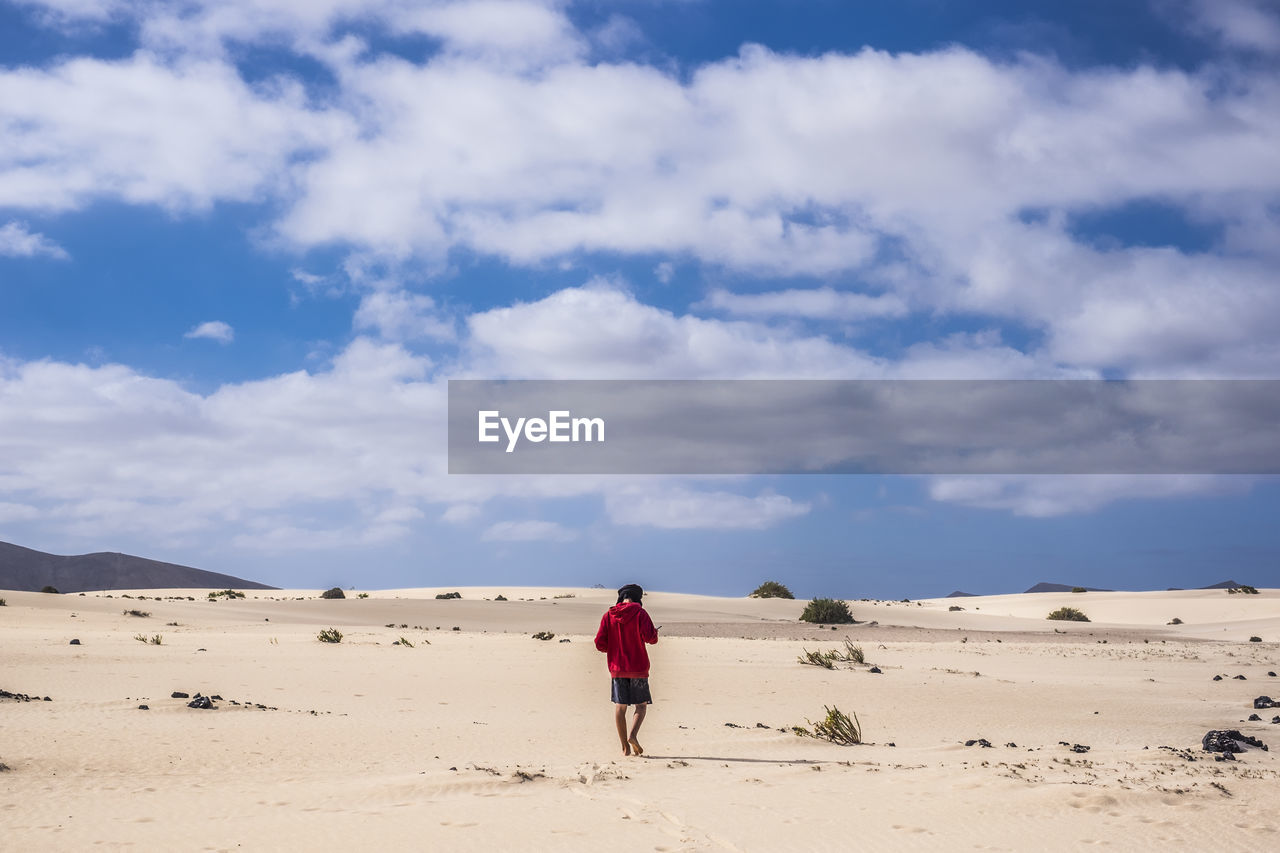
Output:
[628, 703, 647, 756]
[614, 703, 631, 755]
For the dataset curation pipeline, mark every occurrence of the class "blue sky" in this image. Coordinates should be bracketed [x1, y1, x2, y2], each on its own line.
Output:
[2, 0, 1279, 597]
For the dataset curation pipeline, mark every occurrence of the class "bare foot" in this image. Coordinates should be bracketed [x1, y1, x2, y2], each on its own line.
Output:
[628, 737, 643, 756]
[622, 745, 631, 757]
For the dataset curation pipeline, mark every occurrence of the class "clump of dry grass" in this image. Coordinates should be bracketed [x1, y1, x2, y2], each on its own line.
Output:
[793, 705, 862, 745]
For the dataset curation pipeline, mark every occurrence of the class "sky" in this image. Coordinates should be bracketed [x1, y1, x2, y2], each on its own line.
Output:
[2, 0, 1279, 597]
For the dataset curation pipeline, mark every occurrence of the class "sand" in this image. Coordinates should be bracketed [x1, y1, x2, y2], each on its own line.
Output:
[2, 585, 1279, 851]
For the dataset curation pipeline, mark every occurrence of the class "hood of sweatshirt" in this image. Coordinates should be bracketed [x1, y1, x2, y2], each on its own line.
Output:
[608, 601, 644, 622]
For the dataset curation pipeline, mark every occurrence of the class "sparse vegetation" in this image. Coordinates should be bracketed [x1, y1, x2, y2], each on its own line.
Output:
[949, 605, 964, 611]
[1047, 607, 1090, 622]
[1071, 587, 1087, 593]
[793, 705, 862, 745]
[1168, 617, 1183, 625]
[40, 586, 59, 594]
[0, 598, 6, 606]
[553, 593, 575, 599]
[317, 628, 344, 643]
[320, 587, 345, 600]
[150, 634, 163, 645]
[207, 589, 245, 600]
[123, 609, 151, 618]
[134, 633, 162, 644]
[397, 636, 415, 648]
[1228, 585, 1259, 595]
[532, 631, 555, 641]
[357, 593, 369, 599]
[799, 598, 855, 624]
[798, 648, 837, 669]
[495, 595, 508, 601]
[133, 633, 148, 643]
[435, 591, 462, 600]
[750, 581, 795, 599]
[839, 640, 865, 664]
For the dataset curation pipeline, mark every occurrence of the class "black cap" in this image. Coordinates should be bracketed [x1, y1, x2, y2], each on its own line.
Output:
[617, 583, 643, 604]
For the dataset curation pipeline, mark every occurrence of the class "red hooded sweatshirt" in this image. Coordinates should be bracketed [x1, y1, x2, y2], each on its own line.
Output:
[594, 601, 658, 678]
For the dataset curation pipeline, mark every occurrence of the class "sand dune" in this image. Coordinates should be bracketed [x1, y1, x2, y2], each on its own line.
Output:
[2, 586, 1279, 850]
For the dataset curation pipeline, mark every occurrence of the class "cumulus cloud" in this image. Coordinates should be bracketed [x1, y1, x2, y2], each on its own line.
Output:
[703, 287, 909, 321]
[1183, 0, 1280, 53]
[184, 320, 235, 343]
[353, 290, 455, 342]
[0, 221, 68, 259]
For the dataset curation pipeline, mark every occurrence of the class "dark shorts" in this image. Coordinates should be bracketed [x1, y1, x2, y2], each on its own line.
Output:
[611, 677, 653, 705]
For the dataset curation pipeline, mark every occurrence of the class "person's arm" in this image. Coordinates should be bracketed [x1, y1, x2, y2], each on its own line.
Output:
[640, 609, 658, 644]
[594, 613, 610, 651]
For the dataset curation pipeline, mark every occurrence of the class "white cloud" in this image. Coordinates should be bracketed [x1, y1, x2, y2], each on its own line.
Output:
[441, 503, 481, 523]
[0, 221, 68, 259]
[482, 519, 579, 541]
[606, 486, 810, 530]
[926, 474, 1255, 517]
[703, 286, 909, 321]
[1184, 0, 1280, 53]
[184, 320, 235, 343]
[353, 289, 455, 342]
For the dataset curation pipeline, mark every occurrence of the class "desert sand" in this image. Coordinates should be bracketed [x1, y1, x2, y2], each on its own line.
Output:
[2, 585, 1279, 851]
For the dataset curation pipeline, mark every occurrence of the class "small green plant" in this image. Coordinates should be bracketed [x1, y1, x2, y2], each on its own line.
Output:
[1071, 587, 1087, 593]
[1047, 607, 1090, 622]
[799, 598, 854, 624]
[208, 589, 245, 600]
[435, 591, 462, 600]
[133, 633, 148, 643]
[149, 634, 163, 645]
[750, 581, 795, 599]
[553, 593, 575, 599]
[0, 598, 6, 606]
[317, 628, 344, 643]
[1227, 585, 1259, 595]
[793, 705, 862, 745]
[532, 631, 555, 640]
[357, 593, 369, 599]
[320, 587, 345, 600]
[838, 639, 865, 664]
[123, 609, 151, 618]
[948, 605, 964, 611]
[397, 636, 415, 648]
[41, 585, 59, 594]
[798, 648, 837, 668]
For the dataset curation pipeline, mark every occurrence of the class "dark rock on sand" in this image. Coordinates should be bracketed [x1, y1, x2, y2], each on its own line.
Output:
[1202, 730, 1268, 754]
[1249, 713, 1262, 721]
[171, 691, 189, 699]
[1213, 675, 1224, 681]
[1234, 675, 1248, 680]
[868, 666, 882, 674]
[964, 738, 993, 748]
[1254, 696, 1279, 709]
[69, 639, 80, 645]
[138, 704, 149, 710]
[187, 696, 215, 709]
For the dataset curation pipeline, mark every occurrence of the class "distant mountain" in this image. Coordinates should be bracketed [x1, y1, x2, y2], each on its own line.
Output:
[945, 590, 977, 598]
[0, 541, 275, 593]
[1198, 579, 1243, 589]
[1023, 582, 1113, 594]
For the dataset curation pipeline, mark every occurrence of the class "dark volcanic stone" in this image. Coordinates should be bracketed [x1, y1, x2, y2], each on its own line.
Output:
[69, 639, 80, 645]
[187, 696, 215, 709]
[1234, 675, 1248, 680]
[138, 704, 149, 710]
[964, 738, 993, 748]
[1213, 675, 1223, 681]
[868, 666, 882, 673]
[1069, 744, 1090, 753]
[1249, 714, 1262, 721]
[171, 691, 189, 699]
[1254, 696, 1279, 709]
[1202, 729, 1268, 754]
[1269, 672, 1277, 677]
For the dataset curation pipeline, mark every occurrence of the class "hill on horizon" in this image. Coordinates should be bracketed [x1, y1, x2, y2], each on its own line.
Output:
[1024, 582, 1114, 594]
[0, 540, 276, 593]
